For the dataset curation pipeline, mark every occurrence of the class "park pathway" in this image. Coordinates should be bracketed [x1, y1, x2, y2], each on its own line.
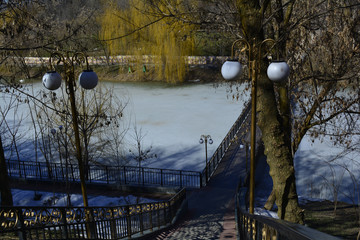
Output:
[154, 133, 248, 240]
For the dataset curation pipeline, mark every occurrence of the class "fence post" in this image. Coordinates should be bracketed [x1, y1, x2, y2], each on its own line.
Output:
[126, 206, 132, 238]
[17, 208, 27, 240]
[139, 210, 144, 235]
[7, 161, 12, 177]
[106, 166, 109, 184]
[163, 204, 167, 225]
[22, 162, 26, 179]
[54, 163, 58, 181]
[199, 172, 203, 188]
[38, 162, 42, 180]
[149, 209, 153, 231]
[88, 165, 92, 183]
[157, 206, 160, 229]
[60, 208, 69, 239]
[70, 164, 75, 181]
[160, 169, 163, 186]
[18, 161, 22, 178]
[110, 216, 118, 239]
[179, 171, 182, 188]
[142, 168, 145, 186]
[123, 166, 127, 184]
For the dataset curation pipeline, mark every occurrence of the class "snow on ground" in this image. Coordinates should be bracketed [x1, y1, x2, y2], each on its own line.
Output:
[12, 189, 155, 207]
[295, 136, 360, 204]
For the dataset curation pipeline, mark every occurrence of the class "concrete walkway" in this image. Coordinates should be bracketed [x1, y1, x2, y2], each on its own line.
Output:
[155, 135, 248, 240]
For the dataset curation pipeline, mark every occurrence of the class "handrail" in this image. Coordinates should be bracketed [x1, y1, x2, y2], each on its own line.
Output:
[235, 186, 341, 239]
[7, 160, 202, 188]
[0, 188, 187, 240]
[201, 102, 251, 185]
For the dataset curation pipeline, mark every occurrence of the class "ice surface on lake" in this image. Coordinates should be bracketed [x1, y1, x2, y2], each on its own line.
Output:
[2, 81, 359, 205]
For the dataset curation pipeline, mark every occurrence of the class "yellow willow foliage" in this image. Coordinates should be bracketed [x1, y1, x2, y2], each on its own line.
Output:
[99, 0, 196, 83]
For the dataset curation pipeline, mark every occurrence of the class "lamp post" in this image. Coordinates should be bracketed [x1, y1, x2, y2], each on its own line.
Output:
[42, 51, 98, 208]
[199, 134, 213, 183]
[221, 39, 290, 214]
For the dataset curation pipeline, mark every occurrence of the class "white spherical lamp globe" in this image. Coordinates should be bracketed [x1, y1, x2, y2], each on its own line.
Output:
[42, 71, 62, 90]
[267, 61, 290, 82]
[221, 60, 242, 81]
[78, 70, 98, 90]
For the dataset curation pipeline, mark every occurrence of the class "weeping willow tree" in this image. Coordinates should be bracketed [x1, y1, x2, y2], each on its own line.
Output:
[99, 0, 196, 83]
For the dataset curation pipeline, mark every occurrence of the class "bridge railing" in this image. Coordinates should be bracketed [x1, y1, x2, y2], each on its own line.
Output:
[0, 188, 187, 240]
[201, 102, 251, 185]
[6, 160, 202, 188]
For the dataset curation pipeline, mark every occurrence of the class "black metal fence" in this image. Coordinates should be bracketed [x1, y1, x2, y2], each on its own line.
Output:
[0, 188, 187, 240]
[7, 160, 202, 188]
[201, 103, 251, 185]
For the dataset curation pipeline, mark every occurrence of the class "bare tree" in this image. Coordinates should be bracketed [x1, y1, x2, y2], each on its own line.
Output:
[128, 125, 157, 183]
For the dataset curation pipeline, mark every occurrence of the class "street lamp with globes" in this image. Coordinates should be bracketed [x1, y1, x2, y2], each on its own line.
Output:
[221, 39, 290, 214]
[199, 134, 213, 184]
[42, 51, 98, 208]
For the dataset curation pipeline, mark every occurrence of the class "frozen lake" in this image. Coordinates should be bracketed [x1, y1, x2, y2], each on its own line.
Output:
[1, 81, 249, 172]
[114, 82, 249, 171]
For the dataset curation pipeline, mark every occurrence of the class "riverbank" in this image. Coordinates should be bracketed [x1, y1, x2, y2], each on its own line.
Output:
[90, 64, 225, 83]
[1, 64, 225, 84]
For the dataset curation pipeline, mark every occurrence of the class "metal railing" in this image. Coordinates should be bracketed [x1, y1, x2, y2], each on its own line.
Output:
[235, 187, 341, 240]
[201, 102, 251, 185]
[0, 188, 187, 240]
[7, 160, 202, 188]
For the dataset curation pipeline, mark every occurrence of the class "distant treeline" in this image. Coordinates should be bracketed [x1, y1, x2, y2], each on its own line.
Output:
[15, 56, 228, 66]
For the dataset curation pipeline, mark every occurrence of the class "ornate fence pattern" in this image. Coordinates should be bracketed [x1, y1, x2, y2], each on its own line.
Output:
[0, 188, 186, 240]
[6, 160, 202, 188]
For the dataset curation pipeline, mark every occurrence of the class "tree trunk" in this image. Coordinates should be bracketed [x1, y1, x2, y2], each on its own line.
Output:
[257, 70, 303, 223]
[236, 0, 303, 223]
[0, 135, 13, 206]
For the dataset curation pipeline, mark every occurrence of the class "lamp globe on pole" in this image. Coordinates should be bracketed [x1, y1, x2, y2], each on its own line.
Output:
[42, 71, 62, 90]
[79, 70, 98, 90]
[221, 60, 290, 83]
[267, 60, 290, 82]
[221, 60, 242, 81]
[43, 70, 98, 91]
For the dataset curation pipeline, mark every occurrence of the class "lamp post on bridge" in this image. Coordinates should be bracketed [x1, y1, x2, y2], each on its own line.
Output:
[42, 51, 98, 208]
[221, 39, 290, 214]
[199, 134, 213, 184]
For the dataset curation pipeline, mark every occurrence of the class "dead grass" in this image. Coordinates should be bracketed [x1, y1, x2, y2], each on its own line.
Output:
[303, 200, 359, 239]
